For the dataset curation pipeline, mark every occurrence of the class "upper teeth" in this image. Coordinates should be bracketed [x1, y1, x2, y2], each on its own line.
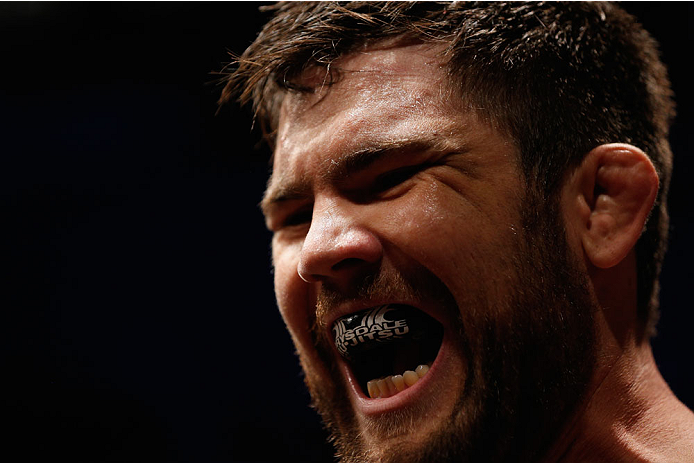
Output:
[366, 364, 430, 399]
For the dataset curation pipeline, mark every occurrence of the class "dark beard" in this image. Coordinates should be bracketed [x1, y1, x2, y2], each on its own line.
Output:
[303, 191, 597, 463]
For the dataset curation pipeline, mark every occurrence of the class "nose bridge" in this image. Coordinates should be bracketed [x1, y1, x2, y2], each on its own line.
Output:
[297, 197, 382, 283]
[307, 197, 342, 247]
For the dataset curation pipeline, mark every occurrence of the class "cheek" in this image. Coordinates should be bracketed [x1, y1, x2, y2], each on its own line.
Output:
[381, 182, 522, 308]
[380, 183, 450, 244]
[272, 241, 313, 345]
[380, 182, 479, 268]
[272, 240, 334, 382]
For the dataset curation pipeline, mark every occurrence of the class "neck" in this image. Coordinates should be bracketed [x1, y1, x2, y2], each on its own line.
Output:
[542, 322, 694, 462]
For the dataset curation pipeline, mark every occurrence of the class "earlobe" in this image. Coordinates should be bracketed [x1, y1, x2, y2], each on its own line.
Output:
[573, 143, 659, 269]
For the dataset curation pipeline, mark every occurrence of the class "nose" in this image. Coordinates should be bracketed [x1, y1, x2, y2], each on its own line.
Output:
[297, 199, 383, 286]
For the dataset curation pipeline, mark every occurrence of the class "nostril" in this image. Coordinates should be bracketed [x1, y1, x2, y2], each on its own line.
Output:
[331, 257, 368, 273]
[298, 257, 366, 283]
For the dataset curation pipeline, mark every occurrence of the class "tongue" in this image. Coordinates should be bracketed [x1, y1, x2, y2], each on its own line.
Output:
[332, 305, 441, 360]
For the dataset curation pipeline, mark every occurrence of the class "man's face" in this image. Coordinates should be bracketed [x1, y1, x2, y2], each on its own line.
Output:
[262, 44, 596, 462]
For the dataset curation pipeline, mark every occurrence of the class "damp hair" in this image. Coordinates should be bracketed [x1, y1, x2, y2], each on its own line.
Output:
[220, 1, 675, 339]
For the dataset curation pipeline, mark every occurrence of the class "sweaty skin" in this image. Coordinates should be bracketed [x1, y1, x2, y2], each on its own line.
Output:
[264, 43, 526, 457]
[262, 42, 694, 462]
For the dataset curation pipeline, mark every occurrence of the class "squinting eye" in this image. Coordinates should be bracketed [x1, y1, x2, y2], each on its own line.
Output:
[282, 206, 313, 228]
[372, 164, 426, 194]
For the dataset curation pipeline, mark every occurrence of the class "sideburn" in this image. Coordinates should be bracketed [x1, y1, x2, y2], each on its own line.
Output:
[484, 189, 597, 462]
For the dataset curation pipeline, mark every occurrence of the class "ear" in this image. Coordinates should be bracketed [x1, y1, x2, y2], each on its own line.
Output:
[565, 143, 659, 269]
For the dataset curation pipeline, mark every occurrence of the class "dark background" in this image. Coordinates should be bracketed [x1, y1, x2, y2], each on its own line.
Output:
[2, 3, 691, 462]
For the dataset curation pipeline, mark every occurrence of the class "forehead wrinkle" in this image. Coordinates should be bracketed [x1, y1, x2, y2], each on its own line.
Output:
[262, 133, 460, 217]
[325, 135, 453, 180]
[296, 40, 444, 90]
[264, 44, 475, 218]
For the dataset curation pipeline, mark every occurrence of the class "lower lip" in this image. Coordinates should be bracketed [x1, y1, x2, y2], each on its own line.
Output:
[343, 332, 455, 416]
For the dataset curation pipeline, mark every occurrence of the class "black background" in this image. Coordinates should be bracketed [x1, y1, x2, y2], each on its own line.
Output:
[2, 3, 691, 462]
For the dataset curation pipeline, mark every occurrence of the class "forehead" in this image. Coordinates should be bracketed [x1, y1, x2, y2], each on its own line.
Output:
[279, 42, 448, 127]
[269, 44, 455, 174]
[264, 43, 506, 209]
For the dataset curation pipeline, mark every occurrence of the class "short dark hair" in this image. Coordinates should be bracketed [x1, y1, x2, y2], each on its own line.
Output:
[221, 1, 675, 338]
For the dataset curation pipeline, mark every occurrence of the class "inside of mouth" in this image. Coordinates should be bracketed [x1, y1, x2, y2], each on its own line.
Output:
[332, 304, 444, 397]
[350, 328, 442, 396]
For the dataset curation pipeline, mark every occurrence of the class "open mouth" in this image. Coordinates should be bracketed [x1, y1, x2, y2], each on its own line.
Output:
[332, 304, 444, 399]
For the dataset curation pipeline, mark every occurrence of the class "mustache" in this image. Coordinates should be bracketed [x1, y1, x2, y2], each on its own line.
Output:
[314, 266, 455, 332]
[315, 271, 420, 329]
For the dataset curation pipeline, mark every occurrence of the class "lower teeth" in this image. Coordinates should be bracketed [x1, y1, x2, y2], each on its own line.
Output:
[366, 364, 430, 399]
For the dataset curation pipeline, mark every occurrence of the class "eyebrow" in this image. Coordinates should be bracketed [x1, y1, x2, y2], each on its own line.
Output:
[260, 137, 449, 217]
